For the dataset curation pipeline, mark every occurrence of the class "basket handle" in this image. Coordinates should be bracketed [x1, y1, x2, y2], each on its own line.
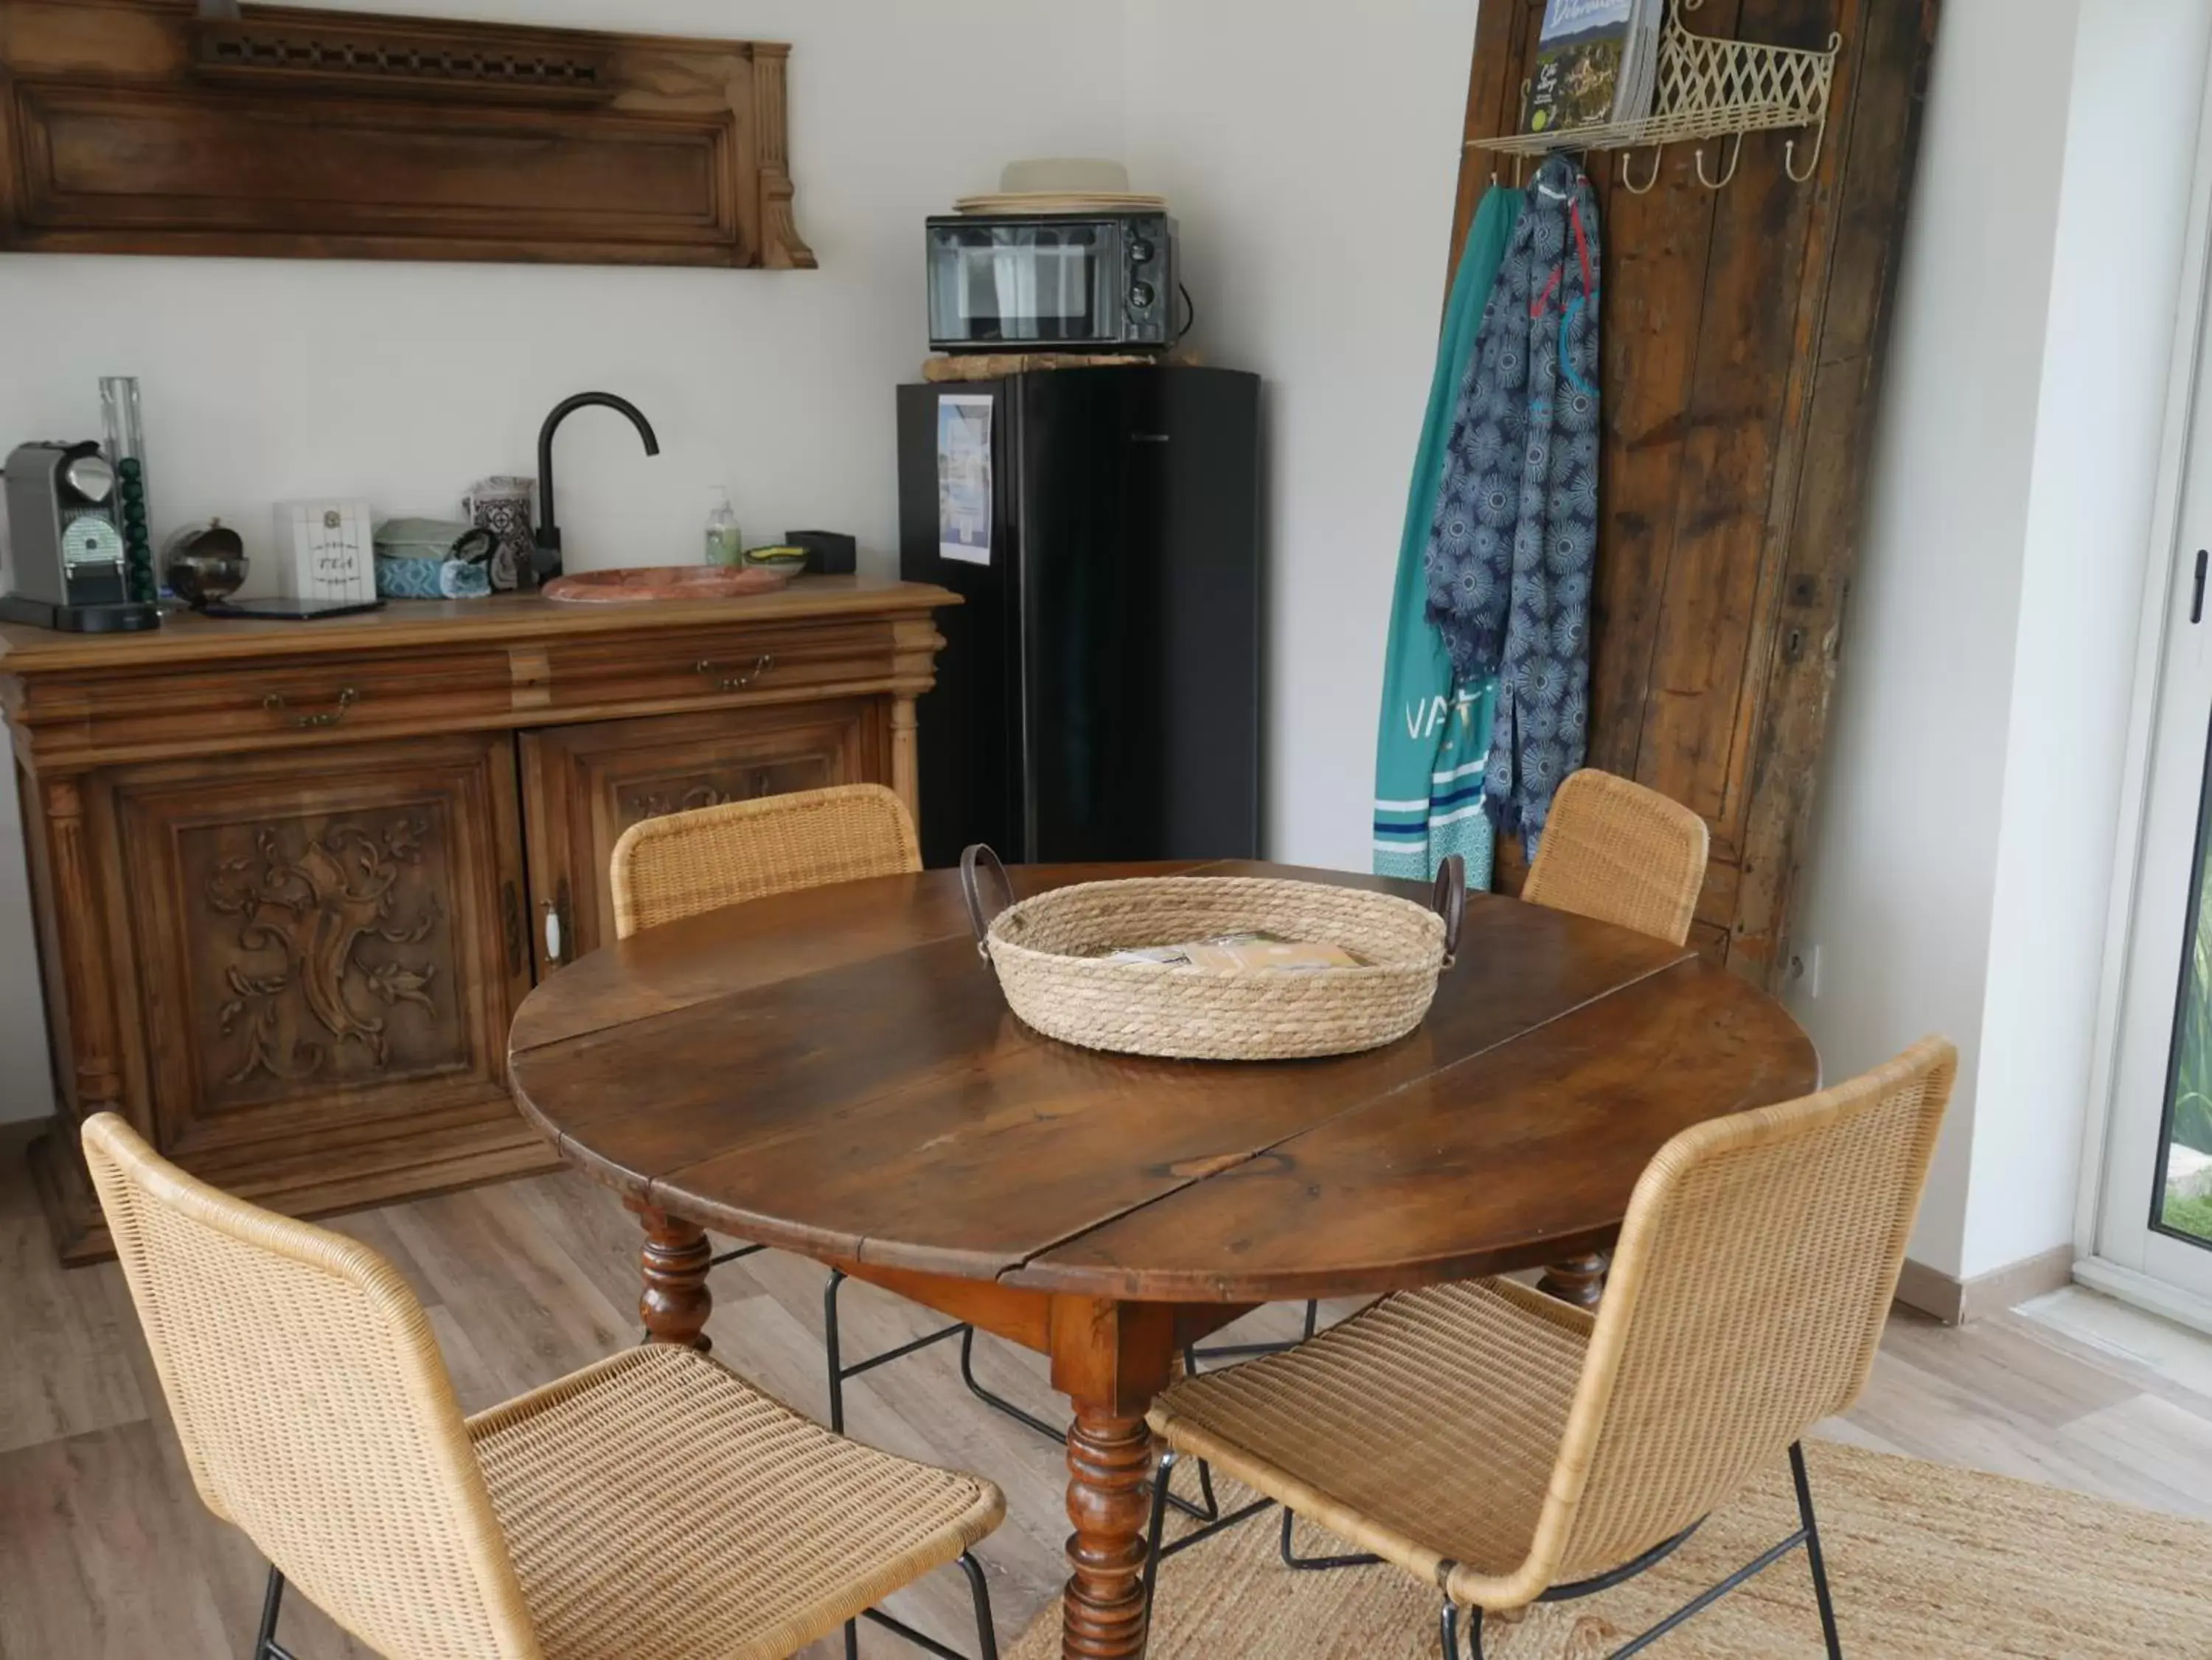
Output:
[960, 843, 1015, 963]
[1431, 854, 1467, 968]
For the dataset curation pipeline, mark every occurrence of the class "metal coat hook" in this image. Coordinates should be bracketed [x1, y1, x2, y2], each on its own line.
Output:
[1618, 146, 1664, 195]
[1694, 132, 1743, 190]
[1784, 111, 1829, 183]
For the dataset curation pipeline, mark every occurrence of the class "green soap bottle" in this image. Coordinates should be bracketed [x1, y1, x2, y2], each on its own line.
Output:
[705, 488, 742, 568]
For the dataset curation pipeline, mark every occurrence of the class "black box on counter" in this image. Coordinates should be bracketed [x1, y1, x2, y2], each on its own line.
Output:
[784, 530, 855, 575]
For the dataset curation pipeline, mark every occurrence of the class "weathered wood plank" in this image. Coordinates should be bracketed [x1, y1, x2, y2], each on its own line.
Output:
[1446, 1, 1941, 987]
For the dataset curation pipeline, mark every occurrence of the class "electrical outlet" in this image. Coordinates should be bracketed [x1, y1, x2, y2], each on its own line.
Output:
[1787, 943, 1823, 999]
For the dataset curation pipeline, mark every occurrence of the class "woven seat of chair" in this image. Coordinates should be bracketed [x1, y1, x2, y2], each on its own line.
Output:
[611, 783, 921, 939]
[1521, 768, 1709, 946]
[470, 1345, 1003, 1660]
[1150, 1278, 1591, 1588]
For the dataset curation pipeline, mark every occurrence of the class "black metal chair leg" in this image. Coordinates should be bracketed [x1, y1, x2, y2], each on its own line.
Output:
[1278, 1504, 1382, 1571]
[957, 1325, 1065, 1443]
[825, 1267, 849, 1434]
[854, 1552, 999, 1660]
[1790, 1442, 1844, 1660]
[1187, 1298, 1325, 1370]
[1142, 1449, 1179, 1634]
[958, 1549, 1000, 1660]
[843, 1617, 858, 1660]
[253, 1565, 297, 1660]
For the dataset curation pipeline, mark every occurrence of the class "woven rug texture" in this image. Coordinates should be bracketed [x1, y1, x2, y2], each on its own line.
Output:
[1005, 1440, 2212, 1658]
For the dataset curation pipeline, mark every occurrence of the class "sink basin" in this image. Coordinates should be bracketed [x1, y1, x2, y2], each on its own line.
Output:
[541, 565, 795, 603]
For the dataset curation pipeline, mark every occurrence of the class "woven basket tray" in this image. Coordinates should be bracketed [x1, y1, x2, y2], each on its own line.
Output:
[960, 848, 1464, 1061]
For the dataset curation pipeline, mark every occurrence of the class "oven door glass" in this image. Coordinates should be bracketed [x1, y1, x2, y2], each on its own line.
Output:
[928, 223, 1111, 346]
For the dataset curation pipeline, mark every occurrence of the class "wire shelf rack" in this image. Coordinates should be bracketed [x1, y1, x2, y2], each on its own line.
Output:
[1467, 0, 1841, 190]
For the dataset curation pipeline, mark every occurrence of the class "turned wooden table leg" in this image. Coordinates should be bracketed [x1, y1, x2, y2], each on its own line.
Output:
[1050, 1295, 1179, 1660]
[1063, 1406, 1155, 1659]
[1538, 1252, 1609, 1308]
[627, 1197, 713, 1351]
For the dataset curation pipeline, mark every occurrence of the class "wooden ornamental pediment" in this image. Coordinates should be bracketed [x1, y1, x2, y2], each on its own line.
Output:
[0, 0, 815, 268]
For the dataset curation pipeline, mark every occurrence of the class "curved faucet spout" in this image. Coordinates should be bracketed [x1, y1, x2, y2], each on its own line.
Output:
[533, 391, 661, 582]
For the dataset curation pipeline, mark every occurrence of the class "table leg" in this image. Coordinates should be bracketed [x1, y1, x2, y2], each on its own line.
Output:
[1050, 1296, 1178, 1660]
[1064, 1406, 1154, 1658]
[627, 1197, 713, 1351]
[1538, 1252, 1609, 1308]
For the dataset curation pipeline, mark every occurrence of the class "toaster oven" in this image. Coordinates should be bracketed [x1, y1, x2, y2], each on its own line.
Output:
[925, 212, 1178, 352]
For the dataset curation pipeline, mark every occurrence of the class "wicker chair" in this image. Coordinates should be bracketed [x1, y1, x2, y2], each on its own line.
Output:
[1143, 1037, 1958, 1660]
[1522, 768, 1711, 948]
[82, 1112, 1004, 1660]
[609, 782, 922, 939]
[611, 786, 1087, 1555]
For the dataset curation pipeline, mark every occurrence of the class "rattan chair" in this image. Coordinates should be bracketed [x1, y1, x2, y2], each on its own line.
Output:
[1142, 1037, 1958, 1660]
[611, 787, 1094, 1556]
[1522, 768, 1711, 947]
[609, 782, 923, 938]
[82, 1112, 1004, 1660]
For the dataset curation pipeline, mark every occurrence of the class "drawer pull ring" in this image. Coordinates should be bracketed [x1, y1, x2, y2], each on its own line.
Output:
[262, 686, 358, 729]
[694, 652, 774, 693]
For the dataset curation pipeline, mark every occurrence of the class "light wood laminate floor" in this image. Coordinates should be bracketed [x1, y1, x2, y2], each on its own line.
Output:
[6, 1122, 2212, 1660]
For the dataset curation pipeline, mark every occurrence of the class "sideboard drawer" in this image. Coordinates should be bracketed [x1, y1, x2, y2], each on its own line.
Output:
[542, 618, 898, 713]
[79, 646, 515, 757]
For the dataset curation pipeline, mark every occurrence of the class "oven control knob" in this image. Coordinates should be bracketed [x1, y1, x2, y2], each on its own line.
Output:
[1129, 237, 1155, 265]
[1129, 281, 1157, 310]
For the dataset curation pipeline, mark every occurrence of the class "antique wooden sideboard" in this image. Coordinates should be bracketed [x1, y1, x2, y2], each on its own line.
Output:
[4, 576, 952, 1260]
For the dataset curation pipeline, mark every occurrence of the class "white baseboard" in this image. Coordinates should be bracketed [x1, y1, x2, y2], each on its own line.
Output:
[1893, 1244, 2076, 1325]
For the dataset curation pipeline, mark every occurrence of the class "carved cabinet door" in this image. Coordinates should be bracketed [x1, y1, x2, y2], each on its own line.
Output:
[110, 732, 533, 1173]
[520, 699, 885, 971]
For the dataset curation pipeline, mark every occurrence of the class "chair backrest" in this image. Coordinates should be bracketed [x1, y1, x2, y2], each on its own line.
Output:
[1521, 769, 1710, 946]
[1526, 1037, 1956, 1588]
[83, 1114, 542, 1660]
[608, 782, 922, 939]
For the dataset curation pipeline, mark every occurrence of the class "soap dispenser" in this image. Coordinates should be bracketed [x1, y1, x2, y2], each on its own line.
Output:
[704, 488, 742, 567]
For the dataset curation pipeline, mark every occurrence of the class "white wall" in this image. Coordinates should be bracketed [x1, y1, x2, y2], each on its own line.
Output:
[1790, 0, 2211, 1280]
[1121, 0, 1482, 871]
[1964, 0, 2212, 1279]
[0, 0, 1130, 1120]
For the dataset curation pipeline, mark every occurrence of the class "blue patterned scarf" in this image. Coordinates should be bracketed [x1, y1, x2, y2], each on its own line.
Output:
[1424, 154, 1600, 848]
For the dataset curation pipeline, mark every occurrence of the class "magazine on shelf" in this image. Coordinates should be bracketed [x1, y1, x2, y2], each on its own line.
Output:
[1523, 0, 1667, 136]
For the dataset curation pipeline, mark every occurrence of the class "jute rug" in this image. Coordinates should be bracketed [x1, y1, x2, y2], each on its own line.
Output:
[1006, 1440, 2212, 1657]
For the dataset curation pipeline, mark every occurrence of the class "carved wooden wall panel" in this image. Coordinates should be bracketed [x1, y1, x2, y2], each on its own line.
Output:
[1453, 0, 1937, 983]
[113, 733, 529, 1160]
[0, 0, 813, 268]
[521, 700, 881, 969]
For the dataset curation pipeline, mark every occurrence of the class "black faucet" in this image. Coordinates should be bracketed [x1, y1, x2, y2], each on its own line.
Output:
[532, 391, 660, 584]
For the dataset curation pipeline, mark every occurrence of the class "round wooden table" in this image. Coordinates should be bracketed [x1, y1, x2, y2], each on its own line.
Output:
[508, 859, 1817, 1660]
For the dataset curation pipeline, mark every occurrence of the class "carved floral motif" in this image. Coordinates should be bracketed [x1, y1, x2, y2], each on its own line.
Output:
[206, 818, 440, 1084]
[625, 781, 740, 823]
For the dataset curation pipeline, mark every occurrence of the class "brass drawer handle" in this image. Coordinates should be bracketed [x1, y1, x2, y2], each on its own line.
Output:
[694, 652, 773, 693]
[262, 686, 358, 728]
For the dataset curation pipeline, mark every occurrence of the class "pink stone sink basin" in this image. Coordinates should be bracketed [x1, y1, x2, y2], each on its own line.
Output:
[541, 565, 796, 603]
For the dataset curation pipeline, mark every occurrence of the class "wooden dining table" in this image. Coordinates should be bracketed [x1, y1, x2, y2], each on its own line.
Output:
[507, 859, 1817, 1660]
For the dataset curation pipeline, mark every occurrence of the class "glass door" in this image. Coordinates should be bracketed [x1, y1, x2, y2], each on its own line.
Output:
[2098, 456, 2212, 1306]
[2149, 728, 2212, 1258]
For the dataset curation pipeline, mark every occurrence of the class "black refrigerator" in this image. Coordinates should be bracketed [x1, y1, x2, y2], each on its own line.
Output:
[897, 365, 1262, 868]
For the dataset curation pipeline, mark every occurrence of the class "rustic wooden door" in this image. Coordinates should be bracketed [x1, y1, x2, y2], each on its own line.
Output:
[519, 699, 886, 970]
[1453, 0, 1937, 984]
[105, 731, 533, 1192]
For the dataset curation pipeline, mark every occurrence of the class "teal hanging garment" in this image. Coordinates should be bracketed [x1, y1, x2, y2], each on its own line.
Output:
[1372, 184, 1522, 885]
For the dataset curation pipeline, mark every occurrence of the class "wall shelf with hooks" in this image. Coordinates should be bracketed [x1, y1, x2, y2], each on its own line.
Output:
[1467, 0, 1840, 192]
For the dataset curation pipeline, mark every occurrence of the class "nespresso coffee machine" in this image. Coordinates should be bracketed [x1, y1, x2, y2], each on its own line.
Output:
[0, 441, 160, 632]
